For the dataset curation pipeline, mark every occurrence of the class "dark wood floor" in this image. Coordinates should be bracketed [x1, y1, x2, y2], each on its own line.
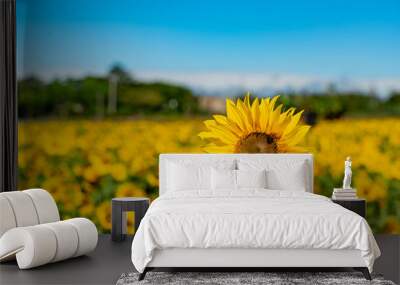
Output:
[0, 235, 134, 285]
[0, 234, 398, 285]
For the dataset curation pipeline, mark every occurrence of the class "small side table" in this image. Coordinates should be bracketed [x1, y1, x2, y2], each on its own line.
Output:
[332, 198, 366, 218]
[111, 197, 150, 242]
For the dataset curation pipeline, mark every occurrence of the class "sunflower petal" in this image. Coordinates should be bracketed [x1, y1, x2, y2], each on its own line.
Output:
[226, 99, 246, 131]
[204, 119, 217, 128]
[244, 93, 251, 108]
[207, 124, 239, 144]
[212, 114, 243, 135]
[282, 125, 311, 146]
[268, 104, 283, 133]
[237, 99, 252, 132]
[224, 119, 245, 136]
[259, 99, 269, 132]
[198, 131, 218, 139]
[251, 98, 260, 130]
[268, 95, 280, 111]
[279, 107, 296, 124]
[283, 110, 304, 136]
[213, 115, 228, 125]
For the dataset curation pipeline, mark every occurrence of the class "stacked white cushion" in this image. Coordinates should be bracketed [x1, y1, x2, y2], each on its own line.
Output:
[0, 196, 17, 237]
[0, 189, 98, 269]
[64, 218, 98, 257]
[42, 221, 79, 262]
[238, 158, 308, 191]
[24, 188, 60, 223]
[1, 191, 40, 227]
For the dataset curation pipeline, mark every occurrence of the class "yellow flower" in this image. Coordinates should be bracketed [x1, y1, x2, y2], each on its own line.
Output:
[110, 163, 127, 181]
[80, 203, 95, 217]
[17, 117, 400, 234]
[355, 170, 387, 202]
[145, 172, 159, 187]
[199, 94, 310, 153]
[116, 183, 146, 197]
[83, 166, 99, 183]
[96, 201, 111, 231]
[62, 184, 84, 212]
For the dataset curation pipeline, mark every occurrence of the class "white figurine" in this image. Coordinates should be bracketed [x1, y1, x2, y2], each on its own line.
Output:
[342, 156, 352, 189]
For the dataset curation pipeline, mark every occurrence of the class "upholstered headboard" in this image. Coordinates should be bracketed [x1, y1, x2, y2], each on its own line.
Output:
[159, 154, 314, 195]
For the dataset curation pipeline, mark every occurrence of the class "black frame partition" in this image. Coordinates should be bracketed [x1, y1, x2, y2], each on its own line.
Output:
[0, 0, 17, 192]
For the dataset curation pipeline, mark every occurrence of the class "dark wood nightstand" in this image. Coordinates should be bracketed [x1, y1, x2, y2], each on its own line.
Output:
[111, 197, 150, 242]
[332, 198, 366, 218]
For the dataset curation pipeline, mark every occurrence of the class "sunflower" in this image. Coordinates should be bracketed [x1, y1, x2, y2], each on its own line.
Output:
[199, 94, 310, 153]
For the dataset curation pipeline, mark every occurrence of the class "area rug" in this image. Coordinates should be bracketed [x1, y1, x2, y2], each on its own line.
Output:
[116, 272, 395, 285]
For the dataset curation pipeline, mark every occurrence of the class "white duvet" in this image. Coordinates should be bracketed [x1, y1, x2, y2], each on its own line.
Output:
[131, 190, 380, 273]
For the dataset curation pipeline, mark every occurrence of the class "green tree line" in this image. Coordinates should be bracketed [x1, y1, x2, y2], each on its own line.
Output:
[18, 66, 400, 120]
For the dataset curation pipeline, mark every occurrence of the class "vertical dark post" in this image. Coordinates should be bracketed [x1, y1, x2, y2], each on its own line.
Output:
[112, 200, 124, 241]
[111, 198, 150, 242]
[0, 0, 18, 192]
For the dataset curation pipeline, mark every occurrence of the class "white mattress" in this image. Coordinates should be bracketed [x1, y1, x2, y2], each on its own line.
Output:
[131, 190, 380, 273]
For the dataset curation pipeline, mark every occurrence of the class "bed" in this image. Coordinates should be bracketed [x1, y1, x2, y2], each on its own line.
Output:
[131, 154, 380, 280]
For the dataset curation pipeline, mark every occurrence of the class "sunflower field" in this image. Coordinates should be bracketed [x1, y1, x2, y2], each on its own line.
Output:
[18, 118, 400, 233]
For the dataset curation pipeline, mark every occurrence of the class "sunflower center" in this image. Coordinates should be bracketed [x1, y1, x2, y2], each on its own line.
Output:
[236, 132, 279, 153]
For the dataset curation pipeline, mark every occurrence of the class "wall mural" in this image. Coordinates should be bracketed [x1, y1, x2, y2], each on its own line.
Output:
[17, 0, 400, 233]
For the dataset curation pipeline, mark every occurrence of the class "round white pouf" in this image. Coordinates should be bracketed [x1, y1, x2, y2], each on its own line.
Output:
[0, 218, 98, 269]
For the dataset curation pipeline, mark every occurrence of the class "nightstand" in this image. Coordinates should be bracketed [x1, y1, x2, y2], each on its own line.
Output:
[332, 198, 366, 218]
[111, 197, 150, 242]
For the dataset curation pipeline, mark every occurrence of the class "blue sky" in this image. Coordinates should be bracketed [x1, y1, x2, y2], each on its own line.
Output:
[17, 0, 400, 94]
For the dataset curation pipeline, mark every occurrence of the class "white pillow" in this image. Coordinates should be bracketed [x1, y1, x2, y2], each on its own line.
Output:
[166, 159, 236, 192]
[237, 169, 267, 189]
[238, 159, 307, 191]
[167, 162, 211, 191]
[211, 168, 236, 190]
[211, 169, 267, 190]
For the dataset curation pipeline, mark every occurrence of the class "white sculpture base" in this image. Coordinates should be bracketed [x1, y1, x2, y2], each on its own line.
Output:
[332, 188, 358, 200]
[334, 188, 357, 192]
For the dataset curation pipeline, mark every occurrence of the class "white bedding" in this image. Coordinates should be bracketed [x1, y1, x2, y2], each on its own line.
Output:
[131, 190, 380, 273]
